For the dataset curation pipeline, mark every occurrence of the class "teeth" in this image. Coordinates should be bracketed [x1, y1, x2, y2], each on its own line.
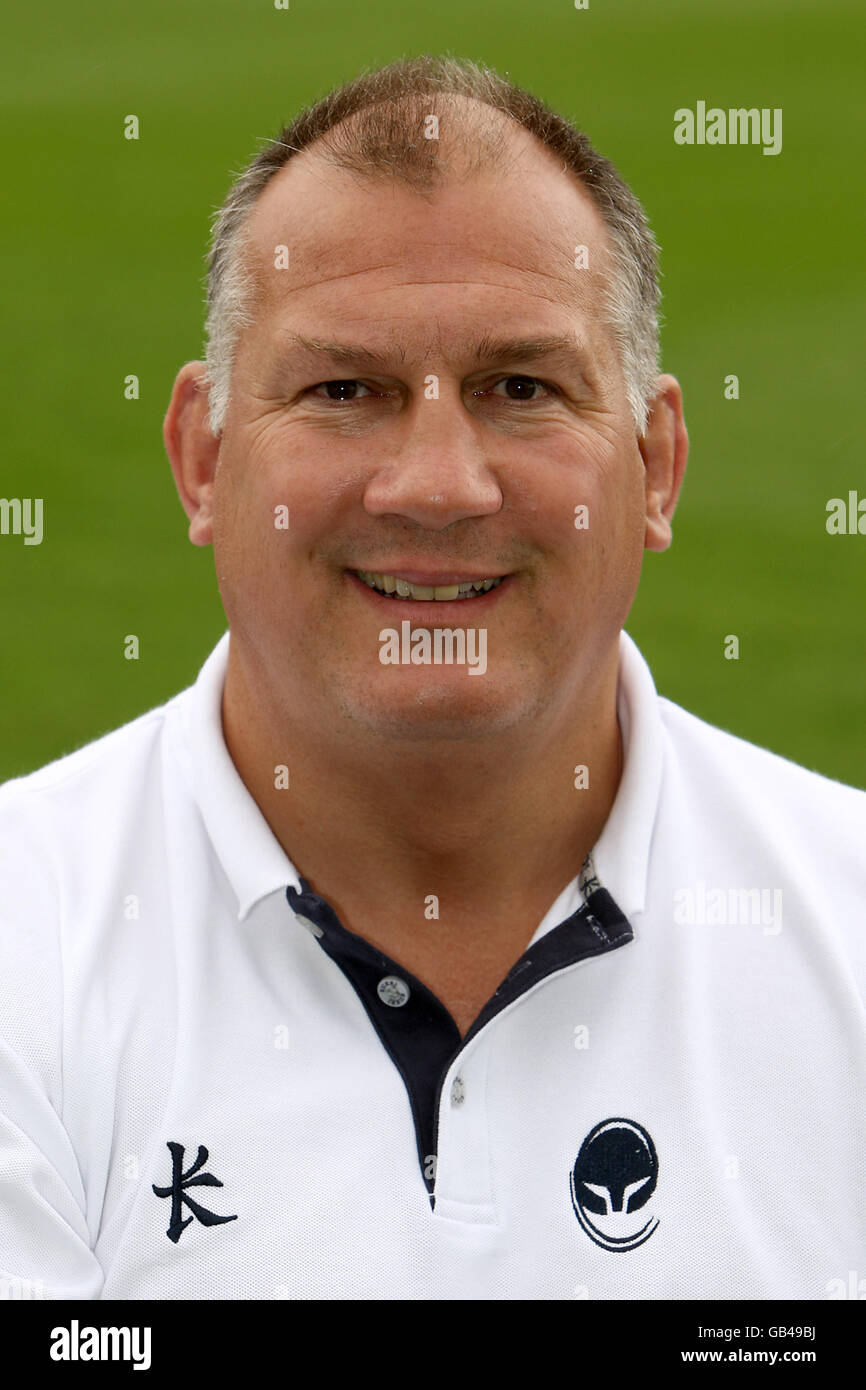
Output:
[355, 571, 504, 600]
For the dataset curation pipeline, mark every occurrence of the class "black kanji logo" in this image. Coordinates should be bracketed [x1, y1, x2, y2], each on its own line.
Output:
[152, 1141, 238, 1244]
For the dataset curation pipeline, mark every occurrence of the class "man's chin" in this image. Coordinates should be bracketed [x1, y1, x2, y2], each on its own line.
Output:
[333, 675, 536, 744]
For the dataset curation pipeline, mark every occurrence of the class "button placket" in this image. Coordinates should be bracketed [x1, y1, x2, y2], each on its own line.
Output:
[433, 1036, 496, 1221]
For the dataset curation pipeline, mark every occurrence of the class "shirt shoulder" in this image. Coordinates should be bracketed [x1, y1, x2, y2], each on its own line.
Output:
[0, 696, 185, 1065]
[656, 696, 866, 1007]
[0, 697, 177, 807]
[657, 694, 866, 874]
[0, 685, 198, 877]
[659, 694, 866, 803]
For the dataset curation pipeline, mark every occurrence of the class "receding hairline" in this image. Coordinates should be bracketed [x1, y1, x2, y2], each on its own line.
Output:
[203, 56, 661, 438]
[235, 98, 614, 316]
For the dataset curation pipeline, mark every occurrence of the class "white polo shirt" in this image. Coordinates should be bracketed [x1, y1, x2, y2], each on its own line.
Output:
[0, 629, 864, 1300]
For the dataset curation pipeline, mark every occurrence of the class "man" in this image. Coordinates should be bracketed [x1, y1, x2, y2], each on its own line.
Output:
[1, 55, 863, 1301]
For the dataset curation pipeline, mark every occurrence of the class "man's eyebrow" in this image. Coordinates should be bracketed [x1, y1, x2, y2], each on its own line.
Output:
[467, 334, 590, 369]
[279, 333, 593, 372]
[282, 335, 398, 369]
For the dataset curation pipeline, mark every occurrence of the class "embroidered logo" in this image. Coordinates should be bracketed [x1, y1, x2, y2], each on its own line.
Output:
[569, 1118, 659, 1251]
[152, 1142, 238, 1244]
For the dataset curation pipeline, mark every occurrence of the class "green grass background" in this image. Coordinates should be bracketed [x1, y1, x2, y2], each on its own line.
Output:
[1, 0, 863, 785]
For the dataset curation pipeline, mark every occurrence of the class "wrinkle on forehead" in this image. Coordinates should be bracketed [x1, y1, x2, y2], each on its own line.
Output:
[272, 265, 596, 313]
[239, 137, 616, 339]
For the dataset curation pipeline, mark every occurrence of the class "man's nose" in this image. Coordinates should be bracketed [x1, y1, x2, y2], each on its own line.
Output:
[361, 390, 503, 529]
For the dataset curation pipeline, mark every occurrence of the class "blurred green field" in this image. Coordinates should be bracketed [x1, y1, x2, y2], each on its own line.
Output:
[1, 0, 863, 785]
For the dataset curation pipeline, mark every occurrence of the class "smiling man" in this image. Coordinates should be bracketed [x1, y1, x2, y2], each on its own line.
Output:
[173, 80, 664, 1036]
[1, 56, 864, 1302]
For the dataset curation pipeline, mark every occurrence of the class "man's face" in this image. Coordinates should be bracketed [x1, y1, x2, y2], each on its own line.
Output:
[210, 130, 651, 742]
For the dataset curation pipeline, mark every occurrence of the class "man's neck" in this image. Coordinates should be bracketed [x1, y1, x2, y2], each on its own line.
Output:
[220, 644, 623, 954]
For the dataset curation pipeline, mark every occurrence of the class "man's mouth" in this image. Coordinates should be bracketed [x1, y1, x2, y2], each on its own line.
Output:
[352, 570, 507, 601]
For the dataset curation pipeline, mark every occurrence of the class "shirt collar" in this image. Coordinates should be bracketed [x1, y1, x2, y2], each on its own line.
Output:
[176, 631, 303, 921]
[523, 628, 662, 943]
[590, 628, 663, 922]
[175, 627, 662, 927]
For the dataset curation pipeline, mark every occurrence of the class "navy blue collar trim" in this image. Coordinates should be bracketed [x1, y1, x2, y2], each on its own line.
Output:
[285, 879, 633, 1207]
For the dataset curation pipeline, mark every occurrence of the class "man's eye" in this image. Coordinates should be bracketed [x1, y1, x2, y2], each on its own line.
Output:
[306, 375, 555, 404]
[481, 376, 554, 401]
[309, 379, 373, 402]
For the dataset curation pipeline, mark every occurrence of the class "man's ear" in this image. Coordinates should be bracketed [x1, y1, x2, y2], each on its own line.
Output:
[638, 373, 689, 553]
[163, 362, 221, 547]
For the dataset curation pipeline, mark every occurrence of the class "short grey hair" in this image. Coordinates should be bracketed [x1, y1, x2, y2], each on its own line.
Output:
[202, 55, 661, 437]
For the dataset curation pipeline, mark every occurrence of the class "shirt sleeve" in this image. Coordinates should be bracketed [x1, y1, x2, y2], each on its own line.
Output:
[0, 789, 104, 1299]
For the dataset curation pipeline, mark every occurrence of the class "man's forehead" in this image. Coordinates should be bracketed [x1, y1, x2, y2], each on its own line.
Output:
[242, 141, 613, 321]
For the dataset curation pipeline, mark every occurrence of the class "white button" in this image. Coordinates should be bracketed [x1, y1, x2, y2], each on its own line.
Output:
[377, 975, 410, 1007]
[294, 914, 323, 939]
[450, 1076, 465, 1106]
